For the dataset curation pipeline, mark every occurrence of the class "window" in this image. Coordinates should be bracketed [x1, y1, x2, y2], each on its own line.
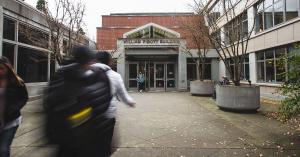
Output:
[274, 0, 284, 25]
[2, 43, 15, 66]
[226, 55, 249, 80]
[3, 17, 16, 41]
[256, 1, 264, 32]
[187, 58, 211, 80]
[18, 23, 49, 49]
[286, 0, 299, 21]
[241, 55, 250, 80]
[224, 12, 248, 44]
[17, 47, 48, 83]
[209, 1, 222, 24]
[256, 47, 288, 83]
[256, 0, 299, 32]
[264, 0, 274, 29]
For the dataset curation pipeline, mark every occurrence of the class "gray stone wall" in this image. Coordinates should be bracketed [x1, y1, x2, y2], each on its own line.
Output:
[178, 41, 187, 91]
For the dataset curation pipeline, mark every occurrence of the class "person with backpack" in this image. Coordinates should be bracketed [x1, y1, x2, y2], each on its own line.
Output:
[0, 57, 28, 157]
[45, 46, 113, 157]
[92, 51, 136, 154]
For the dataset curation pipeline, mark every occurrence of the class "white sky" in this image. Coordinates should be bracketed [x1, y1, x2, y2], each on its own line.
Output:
[24, 0, 195, 41]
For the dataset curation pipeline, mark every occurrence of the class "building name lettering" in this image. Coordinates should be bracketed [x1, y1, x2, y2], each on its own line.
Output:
[124, 39, 180, 45]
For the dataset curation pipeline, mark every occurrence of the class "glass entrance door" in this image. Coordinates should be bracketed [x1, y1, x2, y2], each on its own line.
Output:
[155, 63, 165, 90]
[166, 63, 176, 91]
[128, 63, 138, 89]
[128, 62, 176, 91]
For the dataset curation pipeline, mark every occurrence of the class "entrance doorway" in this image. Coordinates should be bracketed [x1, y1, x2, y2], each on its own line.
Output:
[128, 62, 177, 91]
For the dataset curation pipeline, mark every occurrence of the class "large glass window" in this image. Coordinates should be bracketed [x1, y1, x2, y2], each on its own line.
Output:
[18, 23, 49, 49]
[224, 11, 248, 44]
[3, 17, 16, 41]
[2, 43, 15, 66]
[209, 1, 222, 24]
[264, 0, 274, 29]
[17, 47, 48, 83]
[286, 0, 299, 21]
[187, 58, 212, 80]
[256, 47, 288, 83]
[274, 0, 284, 25]
[256, 0, 299, 32]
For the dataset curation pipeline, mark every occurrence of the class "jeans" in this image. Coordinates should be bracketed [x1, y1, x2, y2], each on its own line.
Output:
[0, 126, 18, 157]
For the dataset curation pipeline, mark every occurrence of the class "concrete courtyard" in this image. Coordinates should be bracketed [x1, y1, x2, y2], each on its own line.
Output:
[11, 92, 300, 157]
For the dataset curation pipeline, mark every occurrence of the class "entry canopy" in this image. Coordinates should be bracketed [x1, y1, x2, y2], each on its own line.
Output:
[123, 23, 181, 39]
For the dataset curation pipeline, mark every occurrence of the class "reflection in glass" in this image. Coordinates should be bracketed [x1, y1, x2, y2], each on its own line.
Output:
[17, 47, 48, 83]
[274, 0, 284, 25]
[150, 63, 154, 88]
[276, 60, 285, 82]
[204, 64, 211, 80]
[129, 80, 137, 88]
[2, 43, 15, 66]
[257, 61, 265, 82]
[3, 18, 15, 41]
[167, 64, 175, 78]
[156, 64, 164, 78]
[264, 0, 274, 29]
[129, 64, 137, 78]
[156, 80, 164, 88]
[187, 64, 197, 80]
[256, 2, 264, 32]
[167, 80, 175, 88]
[286, 0, 299, 21]
[266, 59, 275, 82]
[265, 50, 274, 59]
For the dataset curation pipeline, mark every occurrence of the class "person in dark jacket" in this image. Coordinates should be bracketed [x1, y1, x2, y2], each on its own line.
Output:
[0, 56, 28, 157]
[52, 46, 113, 157]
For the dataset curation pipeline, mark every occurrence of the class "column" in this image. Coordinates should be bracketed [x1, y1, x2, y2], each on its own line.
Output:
[249, 52, 257, 84]
[116, 40, 126, 81]
[211, 58, 220, 81]
[219, 60, 226, 79]
[0, 5, 4, 56]
[178, 40, 187, 91]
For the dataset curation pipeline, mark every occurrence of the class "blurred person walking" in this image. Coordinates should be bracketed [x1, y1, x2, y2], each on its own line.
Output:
[93, 51, 135, 155]
[44, 46, 113, 157]
[0, 57, 28, 157]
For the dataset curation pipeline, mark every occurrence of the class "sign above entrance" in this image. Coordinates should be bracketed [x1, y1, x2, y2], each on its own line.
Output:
[123, 38, 181, 47]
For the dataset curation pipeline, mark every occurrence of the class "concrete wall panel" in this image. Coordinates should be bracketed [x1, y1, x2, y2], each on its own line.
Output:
[264, 31, 277, 49]
[277, 24, 294, 44]
[294, 21, 300, 41]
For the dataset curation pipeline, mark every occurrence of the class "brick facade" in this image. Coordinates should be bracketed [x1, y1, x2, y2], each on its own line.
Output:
[96, 13, 196, 50]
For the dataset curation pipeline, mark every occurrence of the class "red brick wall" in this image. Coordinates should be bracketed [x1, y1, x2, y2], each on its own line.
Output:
[97, 15, 197, 50]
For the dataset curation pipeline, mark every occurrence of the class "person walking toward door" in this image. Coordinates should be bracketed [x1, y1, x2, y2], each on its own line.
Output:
[137, 72, 145, 92]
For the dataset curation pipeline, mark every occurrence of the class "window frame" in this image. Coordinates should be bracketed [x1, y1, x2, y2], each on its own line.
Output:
[255, 0, 300, 33]
[256, 47, 288, 83]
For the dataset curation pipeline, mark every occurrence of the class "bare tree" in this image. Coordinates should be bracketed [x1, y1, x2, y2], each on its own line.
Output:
[182, 15, 211, 81]
[193, 0, 257, 86]
[37, 0, 86, 64]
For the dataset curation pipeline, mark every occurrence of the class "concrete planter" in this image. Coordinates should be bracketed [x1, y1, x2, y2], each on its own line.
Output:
[190, 80, 214, 96]
[216, 85, 260, 111]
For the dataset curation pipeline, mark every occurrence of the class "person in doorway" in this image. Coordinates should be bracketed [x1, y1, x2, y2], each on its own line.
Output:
[0, 57, 28, 157]
[93, 51, 136, 156]
[137, 72, 145, 92]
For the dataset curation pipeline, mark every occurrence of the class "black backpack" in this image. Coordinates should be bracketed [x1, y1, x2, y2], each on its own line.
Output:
[44, 63, 112, 146]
